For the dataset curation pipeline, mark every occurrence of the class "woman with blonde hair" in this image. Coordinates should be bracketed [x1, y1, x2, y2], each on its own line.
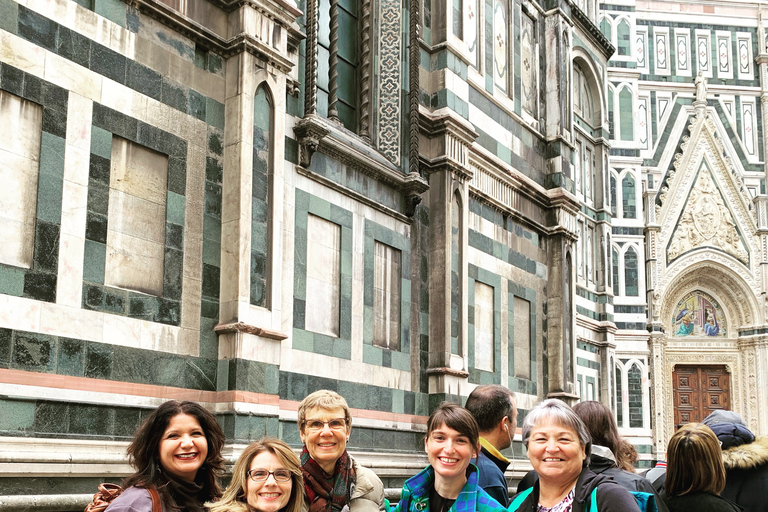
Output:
[298, 390, 384, 512]
[661, 423, 741, 512]
[208, 438, 303, 512]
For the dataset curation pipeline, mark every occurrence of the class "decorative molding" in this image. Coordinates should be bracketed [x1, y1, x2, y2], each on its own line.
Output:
[426, 367, 470, 378]
[214, 322, 288, 340]
[303, 0, 319, 116]
[570, 4, 615, 59]
[376, 0, 403, 164]
[418, 108, 479, 182]
[359, 0, 373, 142]
[328, 0, 340, 121]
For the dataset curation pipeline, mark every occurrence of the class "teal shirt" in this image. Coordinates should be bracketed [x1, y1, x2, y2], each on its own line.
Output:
[393, 465, 507, 512]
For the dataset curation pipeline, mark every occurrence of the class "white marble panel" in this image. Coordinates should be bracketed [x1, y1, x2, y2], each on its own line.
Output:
[0, 293, 41, 332]
[44, 52, 101, 101]
[513, 296, 531, 378]
[0, 31, 46, 78]
[305, 214, 341, 336]
[110, 137, 168, 204]
[102, 311, 142, 348]
[65, 93, 93, 153]
[56, 232, 85, 307]
[39, 303, 103, 341]
[104, 230, 164, 296]
[107, 190, 166, 244]
[0, 91, 42, 269]
[474, 281, 494, 372]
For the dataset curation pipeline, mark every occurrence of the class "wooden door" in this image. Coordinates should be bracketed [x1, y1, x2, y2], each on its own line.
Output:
[672, 365, 730, 428]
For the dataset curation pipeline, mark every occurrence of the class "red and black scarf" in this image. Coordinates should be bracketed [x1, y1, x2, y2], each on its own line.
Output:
[300, 446, 356, 512]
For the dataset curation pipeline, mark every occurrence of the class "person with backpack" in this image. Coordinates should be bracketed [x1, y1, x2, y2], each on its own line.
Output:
[509, 399, 640, 512]
[660, 423, 741, 512]
[101, 400, 225, 512]
[572, 402, 667, 512]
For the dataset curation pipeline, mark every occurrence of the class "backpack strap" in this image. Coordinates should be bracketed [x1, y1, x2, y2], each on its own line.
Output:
[148, 486, 162, 512]
[589, 487, 598, 512]
[509, 488, 534, 512]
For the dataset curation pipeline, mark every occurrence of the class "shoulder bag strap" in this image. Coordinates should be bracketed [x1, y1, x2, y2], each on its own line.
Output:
[147, 486, 162, 512]
[589, 487, 598, 512]
[509, 488, 534, 512]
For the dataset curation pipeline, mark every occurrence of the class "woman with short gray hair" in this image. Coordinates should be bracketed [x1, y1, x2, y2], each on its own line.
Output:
[510, 399, 639, 512]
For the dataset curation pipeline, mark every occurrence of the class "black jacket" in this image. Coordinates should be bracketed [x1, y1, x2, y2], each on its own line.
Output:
[587, 447, 669, 512]
[720, 436, 768, 512]
[510, 467, 640, 512]
[660, 490, 742, 512]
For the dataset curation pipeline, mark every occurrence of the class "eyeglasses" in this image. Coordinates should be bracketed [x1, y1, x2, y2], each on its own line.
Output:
[247, 469, 293, 482]
[303, 418, 347, 431]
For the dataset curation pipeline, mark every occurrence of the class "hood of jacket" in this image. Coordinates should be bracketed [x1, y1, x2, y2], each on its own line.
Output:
[722, 436, 768, 470]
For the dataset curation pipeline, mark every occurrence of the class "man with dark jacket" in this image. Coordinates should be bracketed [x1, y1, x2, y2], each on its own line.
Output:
[465, 385, 517, 506]
[703, 410, 768, 512]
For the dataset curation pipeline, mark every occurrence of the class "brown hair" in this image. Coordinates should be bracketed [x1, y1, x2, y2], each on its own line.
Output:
[207, 437, 303, 512]
[426, 402, 480, 450]
[124, 400, 225, 508]
[573, 401, 632, 471]
[665, 423, 726, 496]
[297, 390, 352, 434]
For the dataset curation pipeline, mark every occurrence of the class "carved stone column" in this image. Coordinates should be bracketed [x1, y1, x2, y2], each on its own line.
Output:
[419, 109, 478, 399]
[545, 191, 580, 403]
[649, 331, 667, 456]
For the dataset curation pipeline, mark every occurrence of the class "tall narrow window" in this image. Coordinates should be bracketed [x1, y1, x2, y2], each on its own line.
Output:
[0, 91, 42, 269]
[317, 0, 358, 131]
[305, 214, 341, 336]
[612, 247, 619, 293]
[474, 281, 494, 371]
[628, 363, 643, 427]
[617, 19, 631, 56]
[373, 241, 401, 350]
[600, 17, 611, 39]
[610, 173, 617, 217]
[624, 246, 638, 296]
[252, 85, 272, 307]
[619, 87, 634, 141]
[587, 226, 594, 282]
[584, 146, 593, 202]
[513, 296, 531, 379]
[106, 137, 168, 295]
[493, 0, 508, 94]
[622, 173, 636, 218]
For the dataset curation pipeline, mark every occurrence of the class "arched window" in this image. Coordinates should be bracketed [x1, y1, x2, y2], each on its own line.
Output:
[607, 87, 614, 138]
[624, 246, 638, 296]
[617, 19, 631, 56]
[610, 172, 617, 217]
[573, 65, 595, 125]
[252, 85, 273, 307]
[628, 363, 643, 427]
[619, 87, 633, 141]
[612, 247, 619, 292]
[622, 173, 636, 218]
[600, 17, 611, 39]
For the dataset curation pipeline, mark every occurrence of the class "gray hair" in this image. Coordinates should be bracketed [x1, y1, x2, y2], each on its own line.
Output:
[522, 399, 592, 462]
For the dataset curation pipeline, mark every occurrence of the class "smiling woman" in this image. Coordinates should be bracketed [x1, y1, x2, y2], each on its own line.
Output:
[510, 399, 640, 512]
[207, 438, 304, 512]
[392, 402, 508, 512]
[104, 400, 225, 512]
[297, 390, 384, 512]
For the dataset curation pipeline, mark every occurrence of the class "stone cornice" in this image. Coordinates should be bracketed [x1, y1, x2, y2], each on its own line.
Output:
[214, 321, 288, 340]
[134, 0, 304, 72]
[294, 115, 429, 197]
[570, 3, 615, 59]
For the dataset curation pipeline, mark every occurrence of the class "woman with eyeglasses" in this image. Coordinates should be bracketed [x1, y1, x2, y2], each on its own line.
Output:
[297, 390, 384, 512]
[207, 438, 304, 512]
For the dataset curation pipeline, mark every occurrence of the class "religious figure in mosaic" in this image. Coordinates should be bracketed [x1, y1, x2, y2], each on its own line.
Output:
[672, 291, 727, 337]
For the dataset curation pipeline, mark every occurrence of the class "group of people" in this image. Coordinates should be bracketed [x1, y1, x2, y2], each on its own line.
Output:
[99, 387, 766, 512]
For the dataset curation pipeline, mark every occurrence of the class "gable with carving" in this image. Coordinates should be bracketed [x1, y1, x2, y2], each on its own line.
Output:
[667, 163, 748, 266]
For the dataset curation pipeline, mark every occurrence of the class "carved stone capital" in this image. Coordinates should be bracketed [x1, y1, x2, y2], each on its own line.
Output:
[294, 115, 330, 168]
[418, 107, 479, 183]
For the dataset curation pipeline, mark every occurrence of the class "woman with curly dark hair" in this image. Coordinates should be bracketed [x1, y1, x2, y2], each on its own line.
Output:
[105, 400, 225, 512]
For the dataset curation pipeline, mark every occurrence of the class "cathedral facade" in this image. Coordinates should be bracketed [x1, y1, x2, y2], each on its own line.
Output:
[0, 0, 765, 505]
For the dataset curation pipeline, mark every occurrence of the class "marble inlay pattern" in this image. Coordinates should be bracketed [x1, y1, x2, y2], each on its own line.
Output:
[376, 0, 401, 164]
